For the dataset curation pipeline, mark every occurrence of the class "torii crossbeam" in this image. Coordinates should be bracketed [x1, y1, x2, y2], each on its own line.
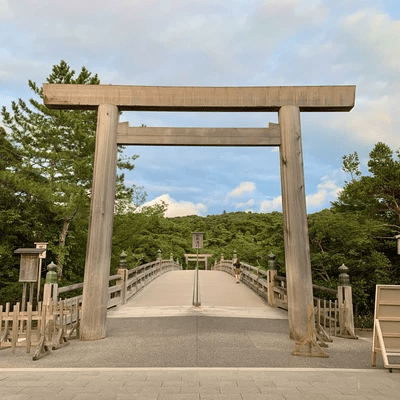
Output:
[43, 84, 356, 345]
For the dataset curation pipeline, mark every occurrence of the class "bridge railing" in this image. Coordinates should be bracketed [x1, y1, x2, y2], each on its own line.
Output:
[213, 258, 356, 339]
[116, 258, 181, 305]
[0, 256, 181, 359]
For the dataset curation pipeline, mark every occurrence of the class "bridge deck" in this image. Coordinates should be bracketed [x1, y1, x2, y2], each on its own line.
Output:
[108, 270, 287, 319]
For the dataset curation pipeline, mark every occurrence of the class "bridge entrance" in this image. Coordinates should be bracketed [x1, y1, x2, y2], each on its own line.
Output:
[43, 84, 355, 345]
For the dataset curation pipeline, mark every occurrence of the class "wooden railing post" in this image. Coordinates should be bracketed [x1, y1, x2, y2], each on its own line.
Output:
[117, 251, 128, 305]
[267, 254, 277, 307]
[337, 264, 357, 338]
[115, 270, 126, 305]
[268, 270, 277, 306]
[157, 250, 162, 276]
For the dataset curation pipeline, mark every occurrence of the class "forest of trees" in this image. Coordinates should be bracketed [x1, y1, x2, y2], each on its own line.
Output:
[1, 61, 399, 327]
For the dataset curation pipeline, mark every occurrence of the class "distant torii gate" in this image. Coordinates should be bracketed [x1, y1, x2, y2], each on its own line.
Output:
[184, 254, 213, 270]
[43, 84, 356, 345]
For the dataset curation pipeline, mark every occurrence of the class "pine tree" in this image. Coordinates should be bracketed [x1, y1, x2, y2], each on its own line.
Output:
[1, 60, 141, 279]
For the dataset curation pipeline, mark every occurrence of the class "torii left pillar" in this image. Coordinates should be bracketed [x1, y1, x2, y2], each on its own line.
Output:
[80, 104, 119, 340]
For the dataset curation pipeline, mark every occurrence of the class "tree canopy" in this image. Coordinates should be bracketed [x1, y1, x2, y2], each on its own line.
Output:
[0, 61, 144, 301]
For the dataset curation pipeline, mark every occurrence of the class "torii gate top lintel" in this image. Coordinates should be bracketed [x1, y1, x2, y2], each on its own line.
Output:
[42, 84, 355, 112]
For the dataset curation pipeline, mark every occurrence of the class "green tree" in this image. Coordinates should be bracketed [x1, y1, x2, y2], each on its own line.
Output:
[308, 209, 393, 316]
[0, 127, 60, 302]
[330, 141, 400, 319]
[1, 60, 141, 281]
[335, 142, 400, 232]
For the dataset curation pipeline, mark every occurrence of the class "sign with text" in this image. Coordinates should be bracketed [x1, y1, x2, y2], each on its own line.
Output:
[34, 242, 48, 259]
[192, 232, 203, 249]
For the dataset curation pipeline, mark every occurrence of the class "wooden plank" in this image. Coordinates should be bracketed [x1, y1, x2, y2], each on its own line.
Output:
[26, 303, 32, 353]
[376, 320, 389, 367]
[0, 304, 3, 343]
[116, 124, 281, 146]
[43, 84, 356, 112]
[58, 282, 84, 294]
[11, 303, 19, 354]
[373, 285, 400, 368]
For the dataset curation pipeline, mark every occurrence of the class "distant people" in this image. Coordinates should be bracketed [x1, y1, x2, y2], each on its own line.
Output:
[233, 259, 241, 284]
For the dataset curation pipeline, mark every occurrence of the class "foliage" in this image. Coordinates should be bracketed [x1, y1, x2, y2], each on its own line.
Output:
[331, 141, 400, 316]
[334, 142, 400, 230]
[308, 209, 394, 315]
[0, 61, 143, 303]
[111, 210, 285, 273]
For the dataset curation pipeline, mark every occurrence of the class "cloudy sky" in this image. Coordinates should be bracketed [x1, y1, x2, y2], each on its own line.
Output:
[1, 0, 399, 217]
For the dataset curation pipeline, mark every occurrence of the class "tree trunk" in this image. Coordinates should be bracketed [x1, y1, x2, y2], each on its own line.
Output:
[57, 212, 77, 279]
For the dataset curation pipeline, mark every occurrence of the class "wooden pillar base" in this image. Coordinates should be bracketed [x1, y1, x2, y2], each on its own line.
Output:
[292, 304, 329, 358]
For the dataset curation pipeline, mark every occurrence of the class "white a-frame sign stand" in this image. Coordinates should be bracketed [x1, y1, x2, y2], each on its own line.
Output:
[43, 84, 356, 353]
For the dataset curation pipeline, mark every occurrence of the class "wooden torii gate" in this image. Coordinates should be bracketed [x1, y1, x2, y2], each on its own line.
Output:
[43, 84, 356, 345]
[184, 254, 213, 270]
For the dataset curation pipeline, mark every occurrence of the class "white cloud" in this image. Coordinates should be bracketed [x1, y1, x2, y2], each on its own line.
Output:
[259, 176, 342, 213]
[260, 196, 282, 213]
[340, 8, 400, 76]
[235, 199, 255, 209]
[141, 194, 207, 218]
[226, 182, 256, 199]
[0, 0, 14, 19]
[318, 7, 400, 148]
[306, 177, 342, 210]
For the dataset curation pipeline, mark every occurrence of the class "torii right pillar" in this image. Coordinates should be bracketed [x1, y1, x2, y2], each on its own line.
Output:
[279, 105, 313, 341]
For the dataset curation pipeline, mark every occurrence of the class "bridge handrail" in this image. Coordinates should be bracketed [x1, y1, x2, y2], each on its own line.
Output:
[213, 259, 356, 339]
[53, 258, 181, 312]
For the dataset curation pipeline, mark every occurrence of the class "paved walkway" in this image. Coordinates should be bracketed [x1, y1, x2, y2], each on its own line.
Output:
[1, 367, 399, 399]
[0, 270, 397, 399]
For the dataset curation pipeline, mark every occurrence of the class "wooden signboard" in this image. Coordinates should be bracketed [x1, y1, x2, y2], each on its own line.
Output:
[14, 248, 46, 283]
[192, 232, 203, 249]
[372, 285, 400, 372]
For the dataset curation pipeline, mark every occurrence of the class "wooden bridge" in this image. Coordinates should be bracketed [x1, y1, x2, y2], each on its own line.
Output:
[0, 255, 356, 360]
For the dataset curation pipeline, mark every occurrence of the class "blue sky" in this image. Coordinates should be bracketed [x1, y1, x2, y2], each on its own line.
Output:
[1, 0, 400, 217]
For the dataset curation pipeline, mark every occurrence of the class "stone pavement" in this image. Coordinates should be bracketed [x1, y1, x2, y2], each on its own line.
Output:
[1, 367, 400, 400]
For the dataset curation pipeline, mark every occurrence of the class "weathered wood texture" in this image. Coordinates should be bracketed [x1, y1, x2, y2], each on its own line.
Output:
[278, 105, 314, 341]
[80, 104, 119, 341]
[116, 122, 280, 146]
[43, 84, 356, 112]
[372, 285, 400, 370]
